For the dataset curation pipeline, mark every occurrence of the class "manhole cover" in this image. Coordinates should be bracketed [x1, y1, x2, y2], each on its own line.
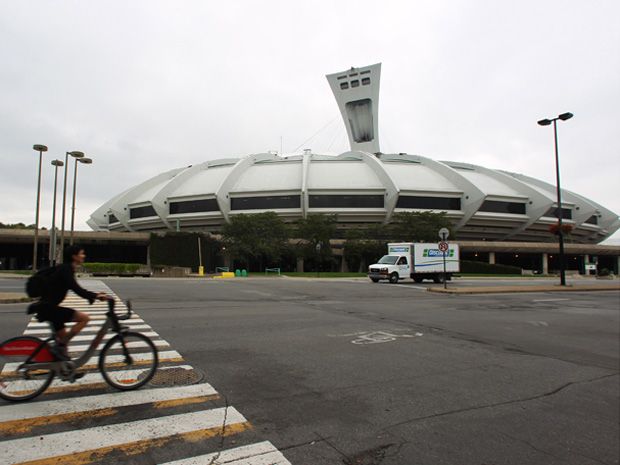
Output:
[145, 367, 205, 386]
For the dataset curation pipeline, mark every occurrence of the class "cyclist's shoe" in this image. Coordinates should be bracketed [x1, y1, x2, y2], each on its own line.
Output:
[73, 372, 85, 381]
[51, 343, 70, 361]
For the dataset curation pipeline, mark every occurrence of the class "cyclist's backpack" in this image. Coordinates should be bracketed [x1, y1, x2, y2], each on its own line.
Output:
[25, 266, 58, 298]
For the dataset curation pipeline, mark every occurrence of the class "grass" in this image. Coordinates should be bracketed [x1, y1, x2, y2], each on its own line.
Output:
[0, 270, 31, 275]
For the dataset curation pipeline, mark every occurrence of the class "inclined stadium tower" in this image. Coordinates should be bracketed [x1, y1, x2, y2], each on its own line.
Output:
[89, 64, 620, 243]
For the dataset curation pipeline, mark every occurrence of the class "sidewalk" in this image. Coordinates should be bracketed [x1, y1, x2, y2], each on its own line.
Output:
[427, 283, 620, 294]
[0, 292, 31, 303]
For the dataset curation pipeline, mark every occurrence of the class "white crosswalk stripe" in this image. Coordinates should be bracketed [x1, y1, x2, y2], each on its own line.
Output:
[1, 279, 291, 464]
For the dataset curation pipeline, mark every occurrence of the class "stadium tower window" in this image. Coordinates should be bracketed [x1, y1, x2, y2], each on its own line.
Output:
[309, 194, 384, 208]
[478, 200, 526, 215]
[169, 198, 219, 214]
[544, 207, 573, 220]
[108, 214, 119, 224]
[362, 77, 371, 85]
[351, 80, 360, 88]
[396, 196, 461, 210]
[129, 205, 157, 219]
[345, 98, 374, 142]
[340, 82, 349, 90]
[230, 195, 301, 210]
[585, 215, 598, 225]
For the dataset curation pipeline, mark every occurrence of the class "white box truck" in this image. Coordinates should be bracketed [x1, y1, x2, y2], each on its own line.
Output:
[368, 242, 460, 284]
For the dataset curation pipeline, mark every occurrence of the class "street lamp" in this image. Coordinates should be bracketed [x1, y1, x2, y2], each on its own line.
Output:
[69, 157, 92, 245]
[59, 151, 84, 262]
[537, 111, 573, 286]
[49, 159, 64, 265]
[32, 144, 48, 271]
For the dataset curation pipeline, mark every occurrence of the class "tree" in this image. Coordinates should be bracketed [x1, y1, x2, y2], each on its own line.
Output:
[292, 214, 337, 271]
[388, 211, 453, 242]
[343, 226, 387, 272]
[221, 212, 290, 270]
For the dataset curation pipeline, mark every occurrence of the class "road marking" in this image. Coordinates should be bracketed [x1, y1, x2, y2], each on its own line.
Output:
[27, 317, 145, 328]
[2, 350, 182, 375]
[0, 383, 218, 423]
[68, 338, 170, 353]
[335, 330, 424, 345]
[4, 407, 248, 464]
[23, 325, 153, 336]
[532, 298, 571, 302]
[161, 440, 291, 465]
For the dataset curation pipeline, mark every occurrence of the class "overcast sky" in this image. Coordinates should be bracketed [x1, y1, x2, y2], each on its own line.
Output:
[1, 0, 619, 242]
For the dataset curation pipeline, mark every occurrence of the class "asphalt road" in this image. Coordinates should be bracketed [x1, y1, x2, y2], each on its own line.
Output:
[1, 277, 619, 464]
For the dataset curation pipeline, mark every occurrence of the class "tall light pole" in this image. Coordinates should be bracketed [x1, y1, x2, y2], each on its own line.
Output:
[32, 144, 48, 272]
[537, 112, 573, 286]
[70, 157, 92, 245]
[59, 151, 84, 262]
[49, 159, 64, 266]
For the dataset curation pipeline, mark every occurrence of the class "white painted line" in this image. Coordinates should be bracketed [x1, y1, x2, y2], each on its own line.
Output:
[0, 383, 217, 422]
[26, 318, 145, 328]
[2, 350, 181, 374]
[532, 298, 571, 302]
[161, 441, 291, 465]
[1, 365, 194, 393]
[4, 407, 247, 464]
[68, 339, 170, 353]
[23, 326, 154, 336]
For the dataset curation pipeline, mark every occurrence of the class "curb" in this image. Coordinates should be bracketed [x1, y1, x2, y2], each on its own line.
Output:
[427, 285, 620, 295]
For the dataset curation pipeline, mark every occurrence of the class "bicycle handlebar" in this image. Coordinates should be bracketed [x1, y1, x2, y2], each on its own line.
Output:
[107, 298, 133, 320]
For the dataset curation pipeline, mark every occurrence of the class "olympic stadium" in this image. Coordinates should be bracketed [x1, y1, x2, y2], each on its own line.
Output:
[88, 64, 619, 244]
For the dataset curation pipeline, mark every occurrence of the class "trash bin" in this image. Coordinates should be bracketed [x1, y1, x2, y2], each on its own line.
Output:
[241, 269, 247, 277]
[235, 269, 241, 277]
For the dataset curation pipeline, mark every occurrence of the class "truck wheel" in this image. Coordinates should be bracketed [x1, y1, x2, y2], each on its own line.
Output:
[389, 273, 399, 284]
[413, 277, 423, 283]
[371, 278, 379, 283]
[433, 275, 445, 284]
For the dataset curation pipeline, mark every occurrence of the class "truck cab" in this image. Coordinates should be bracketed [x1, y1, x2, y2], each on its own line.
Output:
[368, 254, 411, 284]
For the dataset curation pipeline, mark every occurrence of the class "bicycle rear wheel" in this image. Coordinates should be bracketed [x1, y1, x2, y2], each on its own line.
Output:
[98, 332, 158, 390]
[0, 336, 55, 401]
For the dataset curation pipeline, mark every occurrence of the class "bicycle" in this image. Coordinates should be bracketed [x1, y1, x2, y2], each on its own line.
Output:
[0, 299, 158, 402]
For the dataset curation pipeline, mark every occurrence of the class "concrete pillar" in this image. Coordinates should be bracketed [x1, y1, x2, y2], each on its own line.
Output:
[296, 257, 304, 272]
[542, 253, 548, 275]
[340, 256, 349, 272]
[616, 256, 620, 275]
[223, 254, 231, 270]
[488, 252, 496, 265]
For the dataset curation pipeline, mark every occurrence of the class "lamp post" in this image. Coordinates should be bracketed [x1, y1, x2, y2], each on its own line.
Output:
[537, 112, 573, 286]
[59, 151, 84, 262]
[69, 157, 92, 245]
[49, 159, 64, 265]
[32, 144, 48, 272]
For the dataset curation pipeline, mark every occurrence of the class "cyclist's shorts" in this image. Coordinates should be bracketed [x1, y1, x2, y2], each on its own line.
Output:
[31, 303, 76, 331]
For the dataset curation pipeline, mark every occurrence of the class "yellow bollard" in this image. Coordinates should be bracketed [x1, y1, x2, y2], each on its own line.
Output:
[198, 266, 204, 276]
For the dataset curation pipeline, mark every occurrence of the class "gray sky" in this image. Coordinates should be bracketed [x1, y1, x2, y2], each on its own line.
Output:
[1, 0, 619, 242]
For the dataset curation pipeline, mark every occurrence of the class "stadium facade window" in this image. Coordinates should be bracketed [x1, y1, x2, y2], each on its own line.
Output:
[340, 82, 349, 89]
[230, 195, 301, 210]
[129, 205, 157, 219]
[345, 98, 374, 142]
[170, 198, 219, 214]
[362, 77, 371, 85]
[309, 194, 384, 208]
[585, 215, 598, 225]
[108, 214, 119, 224]
[479, 200, 526, 215]
[396, 196, 461, 210]
[544, 207, 573, 219]
[351, 79, 360, 88]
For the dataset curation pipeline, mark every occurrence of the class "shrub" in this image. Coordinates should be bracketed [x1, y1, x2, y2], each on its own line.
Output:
[459, 260, 522, 274]
[82, 263, 144, 274]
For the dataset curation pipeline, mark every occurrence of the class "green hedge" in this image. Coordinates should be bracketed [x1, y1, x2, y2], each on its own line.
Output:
[82, 263, 144, 274]
[459, 260, 522, 274]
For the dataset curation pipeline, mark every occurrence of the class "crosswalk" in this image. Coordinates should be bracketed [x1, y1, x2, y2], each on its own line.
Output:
[1, 280, 292, 465]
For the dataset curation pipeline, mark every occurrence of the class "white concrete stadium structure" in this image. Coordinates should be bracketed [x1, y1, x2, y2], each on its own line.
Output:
[89, 64, 619, 244]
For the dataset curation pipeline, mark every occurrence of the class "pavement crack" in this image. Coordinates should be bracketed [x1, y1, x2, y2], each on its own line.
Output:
[207, 395, 231, 465]
[382, 373, 619, 431]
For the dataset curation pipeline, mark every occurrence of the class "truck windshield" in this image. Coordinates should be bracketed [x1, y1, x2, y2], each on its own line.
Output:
[377, 255, 399, 265]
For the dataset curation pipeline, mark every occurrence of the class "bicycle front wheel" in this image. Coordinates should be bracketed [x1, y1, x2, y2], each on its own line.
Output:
[98, 332, 158, 390]
[0, 336, 55, 401]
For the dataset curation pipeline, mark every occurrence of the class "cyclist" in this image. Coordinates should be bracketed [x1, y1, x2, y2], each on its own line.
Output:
[27, 245, 111, 360]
